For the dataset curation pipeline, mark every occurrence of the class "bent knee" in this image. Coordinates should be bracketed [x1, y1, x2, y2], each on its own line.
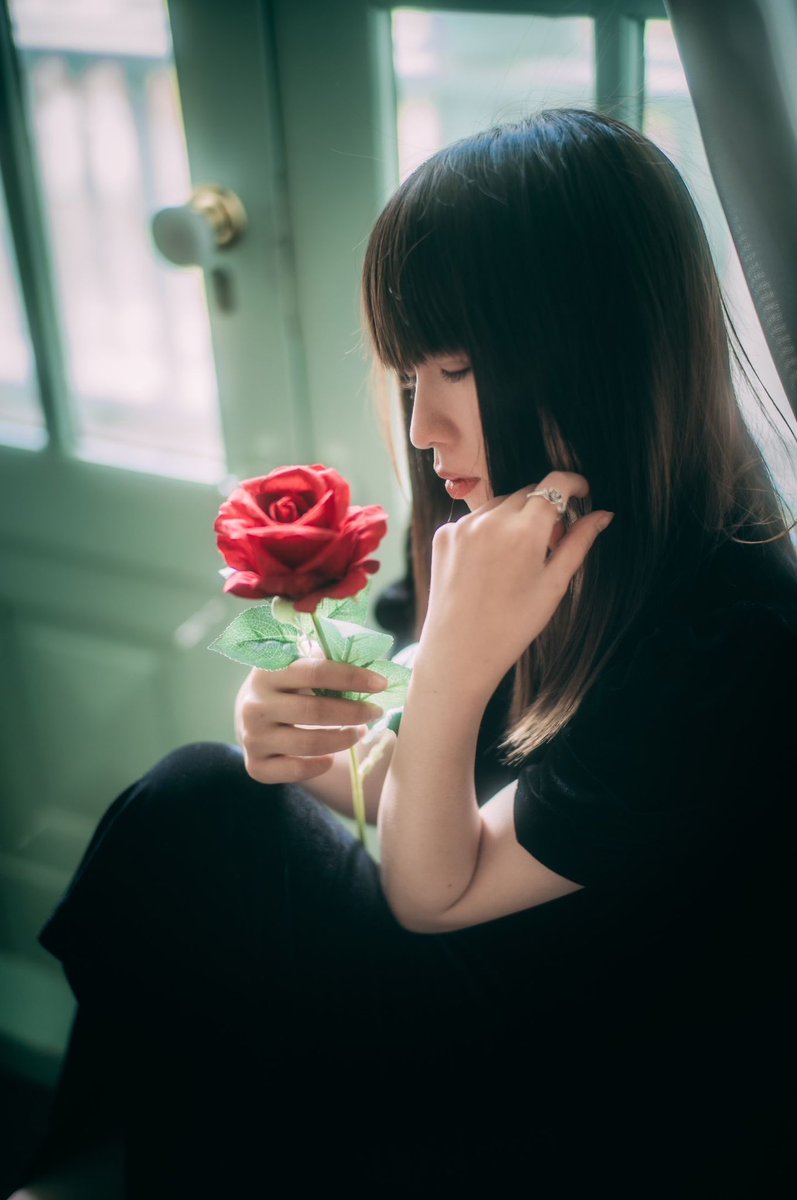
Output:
[131, 740, 313, 836]
[134, 740, 271, 822]
[143, 740, 245, 791]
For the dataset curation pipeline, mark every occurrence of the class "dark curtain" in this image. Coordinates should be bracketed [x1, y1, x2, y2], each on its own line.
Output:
[665, 0, 797, 422]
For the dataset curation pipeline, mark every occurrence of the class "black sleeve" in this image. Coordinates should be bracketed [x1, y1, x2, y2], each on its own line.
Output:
[513, 603, 797, 890]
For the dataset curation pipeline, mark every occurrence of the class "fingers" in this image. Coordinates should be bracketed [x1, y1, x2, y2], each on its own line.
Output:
[543, 509, 614, 591]
[513, 471, 588, 518]
[240, 714, 369, 785]
[505, 471, 608, 558]
[495, 471, 612, 575]
[241, 688, 383, 728]
[242, 752, 339, 786]
[238, 657, 388, 786]
[471, 471, 590, 518]
[517, 471, 612, 581]
[547, 518, 567, 554]
[251, 657, 388, 698]
[523, 470, 590, 502]
[537, 470, 591, 501]
[242, 719, 366, 762]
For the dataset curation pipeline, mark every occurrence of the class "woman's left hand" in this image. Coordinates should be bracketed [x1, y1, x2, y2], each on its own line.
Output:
[418, 471, 614, 697]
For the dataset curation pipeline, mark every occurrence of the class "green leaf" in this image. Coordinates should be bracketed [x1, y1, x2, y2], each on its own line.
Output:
[209, 635, 302, 671]
[342, 658, 412, 708]
[367, 659, 412, 707]
[226, 604, 301, 643]
[314, 580, 372, 625]
[343, 627, 395, 665]
[313, 615, 393, 667]
[208, 605, 301, 669]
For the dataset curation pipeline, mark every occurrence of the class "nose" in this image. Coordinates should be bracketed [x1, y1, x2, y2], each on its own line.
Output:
[408, 400, 427, 451]
[408, 374, 448, 451]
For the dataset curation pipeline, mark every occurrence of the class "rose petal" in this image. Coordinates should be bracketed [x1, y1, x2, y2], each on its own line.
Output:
[291, 487, 340, 530]
[313, 467, 351, 524]
[250, 526, 337, 570]
[344, 507, 389, 557]
[217, 529, 290, 576]
[291, 566, 374, 613]
[222, 570, 274, 600]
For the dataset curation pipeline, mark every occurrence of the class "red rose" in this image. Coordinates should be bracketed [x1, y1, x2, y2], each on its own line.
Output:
[214, 464, 388, 613]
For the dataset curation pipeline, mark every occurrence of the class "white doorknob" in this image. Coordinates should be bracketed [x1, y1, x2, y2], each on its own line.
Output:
[151, 184, 247, 268]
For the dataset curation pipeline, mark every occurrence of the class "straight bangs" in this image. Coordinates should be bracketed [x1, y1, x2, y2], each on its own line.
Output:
[363, 140, 554, 502]
[362, 163, 474, 375]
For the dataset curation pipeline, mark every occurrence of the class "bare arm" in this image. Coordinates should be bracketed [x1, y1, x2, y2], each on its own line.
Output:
[377, 472, 608, 931]
[377, 646, 581, 932]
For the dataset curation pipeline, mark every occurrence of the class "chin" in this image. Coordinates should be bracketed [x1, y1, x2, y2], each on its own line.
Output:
[466, 486, 488, 511]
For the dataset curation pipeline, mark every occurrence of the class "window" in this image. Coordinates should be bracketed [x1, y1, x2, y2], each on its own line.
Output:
[4, 0, 223, 479]
[0, 174, 42, 443]
[393, 9, 594, 179]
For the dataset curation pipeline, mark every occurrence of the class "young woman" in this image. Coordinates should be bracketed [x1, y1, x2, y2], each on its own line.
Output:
[16, 108, 797, 1196]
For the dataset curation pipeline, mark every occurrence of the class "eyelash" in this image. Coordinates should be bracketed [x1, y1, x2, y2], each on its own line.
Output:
[399, 366, 472, 391]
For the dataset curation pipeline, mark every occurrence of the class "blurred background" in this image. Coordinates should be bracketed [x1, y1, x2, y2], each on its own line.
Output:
[0, 0, 795, 1185]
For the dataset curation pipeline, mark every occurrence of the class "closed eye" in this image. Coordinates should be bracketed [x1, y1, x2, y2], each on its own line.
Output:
[398, 366, 471, 389]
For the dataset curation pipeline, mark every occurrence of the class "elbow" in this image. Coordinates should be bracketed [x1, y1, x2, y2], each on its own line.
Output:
[390, 906, 444, 935]
[380, 881, 454, 934]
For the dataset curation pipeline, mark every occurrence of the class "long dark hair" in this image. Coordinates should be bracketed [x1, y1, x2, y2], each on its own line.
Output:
[362, 108, 796, 762]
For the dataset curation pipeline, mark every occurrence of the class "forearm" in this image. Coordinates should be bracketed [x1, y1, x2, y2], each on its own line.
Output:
[377, 652, 490, 930]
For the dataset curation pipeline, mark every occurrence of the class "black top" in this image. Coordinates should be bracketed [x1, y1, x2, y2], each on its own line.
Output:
[473, 533, 797, 1047]
[514, 534, 797, 891]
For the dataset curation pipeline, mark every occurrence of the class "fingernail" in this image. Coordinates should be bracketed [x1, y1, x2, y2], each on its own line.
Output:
[367, 672, 388, 690]
[596, 512, 615, 532]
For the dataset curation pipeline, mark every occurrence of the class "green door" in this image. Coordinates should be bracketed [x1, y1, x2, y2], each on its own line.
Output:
[0, 0, 403, 1082]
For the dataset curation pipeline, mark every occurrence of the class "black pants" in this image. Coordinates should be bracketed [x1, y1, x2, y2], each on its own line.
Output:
[21, 743, 590, 1196]
[19, 742, 788, 1197]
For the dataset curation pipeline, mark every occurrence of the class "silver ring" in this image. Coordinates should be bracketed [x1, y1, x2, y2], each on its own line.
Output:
[525, 486, 568, 515]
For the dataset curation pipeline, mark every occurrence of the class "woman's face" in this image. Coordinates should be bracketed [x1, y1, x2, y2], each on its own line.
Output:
[403, 353, 493, 511]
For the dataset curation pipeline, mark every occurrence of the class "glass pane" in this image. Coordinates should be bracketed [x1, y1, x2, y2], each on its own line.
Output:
[392, 9, 595, 180]
[8, 0, 225, 482]
[0, 176, 45, 447]
[644, 20, 797, 518]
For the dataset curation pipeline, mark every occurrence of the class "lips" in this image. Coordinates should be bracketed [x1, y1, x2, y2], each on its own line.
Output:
[443, 477, 479, 500]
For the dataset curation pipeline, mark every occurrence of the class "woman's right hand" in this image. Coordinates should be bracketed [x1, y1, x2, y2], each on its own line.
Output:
[235, 656, 388, 785]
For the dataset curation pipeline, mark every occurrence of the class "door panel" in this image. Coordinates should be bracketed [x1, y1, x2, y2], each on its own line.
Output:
[0, 0, 301, 1078]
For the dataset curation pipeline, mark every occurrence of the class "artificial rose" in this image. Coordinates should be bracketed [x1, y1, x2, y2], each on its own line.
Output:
[214, 463, 388, 613]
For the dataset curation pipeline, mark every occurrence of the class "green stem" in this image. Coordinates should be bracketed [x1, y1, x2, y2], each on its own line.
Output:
[311, 613, 367, 847]
[310, 612, 334, 661]
[348, 745, 367, 848]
